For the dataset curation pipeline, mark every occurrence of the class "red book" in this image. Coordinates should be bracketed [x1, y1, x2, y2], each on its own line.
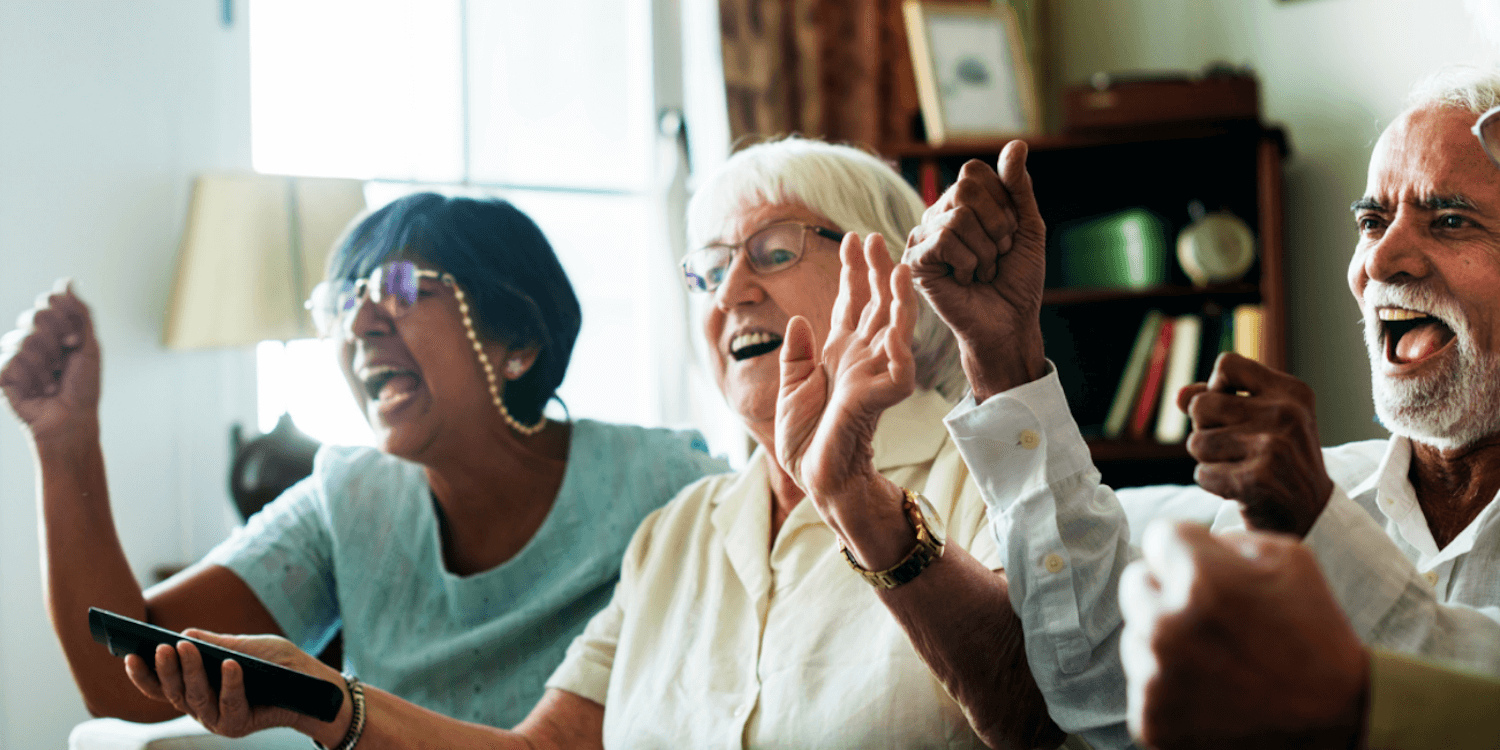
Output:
[920, 160, 940, 205]
[1129, 317, 1175, 440]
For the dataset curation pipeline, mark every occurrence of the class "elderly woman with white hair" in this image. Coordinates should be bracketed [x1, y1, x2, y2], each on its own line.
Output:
[123, 137, 1062, 749]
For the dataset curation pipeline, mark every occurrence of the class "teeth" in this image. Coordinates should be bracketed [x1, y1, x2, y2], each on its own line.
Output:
[1377, 308, 1428, 321]
[730, 332, 780, 352]
[362, 365, 401, 379]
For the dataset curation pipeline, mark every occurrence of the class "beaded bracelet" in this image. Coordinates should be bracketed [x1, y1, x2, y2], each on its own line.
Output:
[313, 674, 365, 750]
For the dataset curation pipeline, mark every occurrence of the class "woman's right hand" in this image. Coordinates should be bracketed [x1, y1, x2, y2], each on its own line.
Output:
[125, 630, 352, 745]
[0, 281, 102, 442]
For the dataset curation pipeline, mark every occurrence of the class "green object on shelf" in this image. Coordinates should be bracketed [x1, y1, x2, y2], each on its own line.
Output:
[1058, 208, 1169, 289]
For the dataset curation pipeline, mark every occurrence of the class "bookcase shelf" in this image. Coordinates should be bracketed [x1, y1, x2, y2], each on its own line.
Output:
[1041, 282, 1259, 307]
[889, 126, 1288, 488]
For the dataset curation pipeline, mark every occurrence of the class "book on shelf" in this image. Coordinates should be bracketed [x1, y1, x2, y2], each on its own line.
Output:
[1155, 314, 1203, 444]
[1196, 307, 1224, 383]
[1128, 316, 1176, 441]
[1103, 310, 1166, 439]
[1233, 303, 1264, 363]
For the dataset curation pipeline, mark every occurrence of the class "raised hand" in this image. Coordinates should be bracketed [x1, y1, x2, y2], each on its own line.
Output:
[1119, 521, 1367, 749]
[0, 281, 102, 442]
[1178, 352, 1334, 536]
[776, 232, 916, 503]
[904, 141, 1047, 400]
[125, 630, 350, 743]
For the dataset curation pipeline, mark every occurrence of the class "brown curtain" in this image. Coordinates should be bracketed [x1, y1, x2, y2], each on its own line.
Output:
[718, 0, 1050, 151]
[718, 0, 886, 150]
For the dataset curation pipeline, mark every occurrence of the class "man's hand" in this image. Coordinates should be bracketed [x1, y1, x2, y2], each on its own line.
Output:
[1119, 520, 1368, 749]
[0, 281, 102, 443]
[775, 232, 918, 567]
[904, 141, 1046, 401]
[1179, 352, 1334, 536]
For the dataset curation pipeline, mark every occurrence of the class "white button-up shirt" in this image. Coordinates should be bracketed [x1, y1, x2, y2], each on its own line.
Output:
[943, 370, 1500, 750]
[547, 388, 1003, 749]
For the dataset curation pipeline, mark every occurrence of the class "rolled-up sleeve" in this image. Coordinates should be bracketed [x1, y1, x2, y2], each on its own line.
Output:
[944, 370, 1133, 749]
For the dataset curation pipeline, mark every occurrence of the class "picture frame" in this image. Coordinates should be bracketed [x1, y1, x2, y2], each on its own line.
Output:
[902, 1, 1041, 145]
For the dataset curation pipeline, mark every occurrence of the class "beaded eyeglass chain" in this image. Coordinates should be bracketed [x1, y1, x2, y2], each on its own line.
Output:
[450, 281, 548, 437]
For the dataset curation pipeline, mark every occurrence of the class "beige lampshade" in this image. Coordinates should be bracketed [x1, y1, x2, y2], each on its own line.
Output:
[163, 173, 367, 349]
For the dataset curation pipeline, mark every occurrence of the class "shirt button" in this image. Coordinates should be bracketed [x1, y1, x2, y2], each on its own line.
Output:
[1424, 570, 1439, 586]
[1019, 429, 1041, 450]
[1043, 553, 1066, 573]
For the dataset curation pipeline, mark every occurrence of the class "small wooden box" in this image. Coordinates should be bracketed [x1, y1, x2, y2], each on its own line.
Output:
[1063, 75, 1259, 132]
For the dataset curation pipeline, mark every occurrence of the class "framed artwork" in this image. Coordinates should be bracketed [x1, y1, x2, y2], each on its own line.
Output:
[903, 1, 1041, 145]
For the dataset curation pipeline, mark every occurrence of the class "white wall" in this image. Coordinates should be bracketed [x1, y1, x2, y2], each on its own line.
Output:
[0, 2, 254, 746]
[1052, 0, 1500, 445]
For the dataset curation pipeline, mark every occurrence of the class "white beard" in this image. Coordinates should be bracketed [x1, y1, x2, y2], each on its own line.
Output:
[1364, 282, 1500, 450]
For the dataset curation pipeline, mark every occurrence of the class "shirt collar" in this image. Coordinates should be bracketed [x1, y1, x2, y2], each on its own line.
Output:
[707, 388, 955, 597]
[1363, 434, 1500, 566]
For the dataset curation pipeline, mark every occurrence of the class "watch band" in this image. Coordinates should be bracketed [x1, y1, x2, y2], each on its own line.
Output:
[839, 488, 945, 589]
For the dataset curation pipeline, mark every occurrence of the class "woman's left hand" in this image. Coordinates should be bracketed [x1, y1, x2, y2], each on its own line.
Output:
[124, 630, 350, 744]
[776, 232, 916, 503]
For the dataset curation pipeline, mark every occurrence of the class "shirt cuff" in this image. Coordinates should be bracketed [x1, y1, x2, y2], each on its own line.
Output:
[1367, 649, 1500, 749]
[943, 365, 1095, 514]
[1303, 486, 1420, 641]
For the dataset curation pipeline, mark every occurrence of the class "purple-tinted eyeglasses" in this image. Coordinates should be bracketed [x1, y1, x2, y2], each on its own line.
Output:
[305, 260, 455, 338]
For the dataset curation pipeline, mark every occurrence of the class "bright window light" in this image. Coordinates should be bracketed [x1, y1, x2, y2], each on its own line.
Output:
[249, 0, 733, 458]
[257, 339, 374, 445]
[249, 0, 464, 181]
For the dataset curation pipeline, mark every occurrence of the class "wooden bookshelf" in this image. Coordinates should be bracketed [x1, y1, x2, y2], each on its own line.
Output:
[889, 126, 1288, 487]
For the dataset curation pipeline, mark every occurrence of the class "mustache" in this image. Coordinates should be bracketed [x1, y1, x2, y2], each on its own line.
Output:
[1362, 282, 1470, 336]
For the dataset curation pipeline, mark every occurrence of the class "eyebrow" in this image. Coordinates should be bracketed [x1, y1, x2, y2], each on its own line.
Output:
[1351, 194, 1478, 213]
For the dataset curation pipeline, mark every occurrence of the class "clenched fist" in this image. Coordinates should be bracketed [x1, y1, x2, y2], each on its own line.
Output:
[1120, 520, 1368, 749]
[1179, 352, 1334, 536]
[0, 281, 103, 442]
[904, 141, 1047, 401]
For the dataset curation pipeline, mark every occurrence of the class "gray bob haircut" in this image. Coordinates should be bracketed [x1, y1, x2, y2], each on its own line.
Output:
[1407, 65, 1500, 114]
[686, 136, 965, 401]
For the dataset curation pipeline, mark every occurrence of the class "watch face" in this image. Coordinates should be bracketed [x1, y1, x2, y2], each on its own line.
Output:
[910, 491, 946, 546]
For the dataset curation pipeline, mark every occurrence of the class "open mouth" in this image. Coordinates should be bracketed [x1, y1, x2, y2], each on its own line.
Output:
[362, 365, 423, 405]
[1379, 307, 1456, 366]
[729, 331, 784, 362]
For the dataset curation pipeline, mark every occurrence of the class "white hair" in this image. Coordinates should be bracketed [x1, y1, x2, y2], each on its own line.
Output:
[1406, 65, 1500, 115]
[686, 136, 966, 401]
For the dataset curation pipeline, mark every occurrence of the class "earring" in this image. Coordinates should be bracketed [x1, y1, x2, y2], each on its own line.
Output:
[452, 284, 548, 437]
[504, 358, 526, 378]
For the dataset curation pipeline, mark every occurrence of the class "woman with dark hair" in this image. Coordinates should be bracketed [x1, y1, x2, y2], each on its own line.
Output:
[0, 193, 725, 729]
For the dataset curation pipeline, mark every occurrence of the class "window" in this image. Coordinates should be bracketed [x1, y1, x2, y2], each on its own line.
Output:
[249, 0, 745, 463]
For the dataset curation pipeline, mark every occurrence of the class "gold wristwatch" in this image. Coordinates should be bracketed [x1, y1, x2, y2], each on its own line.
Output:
[839, 488, 945, 589]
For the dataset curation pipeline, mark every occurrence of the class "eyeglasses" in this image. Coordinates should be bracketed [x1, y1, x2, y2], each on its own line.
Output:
[306, 260, 455, 338]
[1473, 105, 1500, 169]
[680, 222, 844, 293]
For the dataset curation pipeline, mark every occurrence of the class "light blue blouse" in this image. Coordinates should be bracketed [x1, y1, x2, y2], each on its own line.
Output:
[203, 420, 727, 728]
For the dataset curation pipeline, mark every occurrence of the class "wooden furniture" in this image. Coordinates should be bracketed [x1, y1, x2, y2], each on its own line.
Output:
[890, 123, 1288, 487]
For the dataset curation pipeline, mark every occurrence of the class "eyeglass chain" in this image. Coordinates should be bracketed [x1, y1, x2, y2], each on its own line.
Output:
[451, 284, 548, 436]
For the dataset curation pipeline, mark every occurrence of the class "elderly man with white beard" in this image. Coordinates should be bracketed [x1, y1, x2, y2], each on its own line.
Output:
[895, 65, 1500, 748]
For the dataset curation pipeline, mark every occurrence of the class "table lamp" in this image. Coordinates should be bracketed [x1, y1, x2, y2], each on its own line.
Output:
[163, 173, 366, 520]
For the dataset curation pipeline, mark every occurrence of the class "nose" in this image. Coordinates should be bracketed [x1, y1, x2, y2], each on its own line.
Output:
[1351, 209, 1434, 297]
[712, 250, 765, 311]
[346, 291, 396, 340]
[1364, 210, 1435, 283]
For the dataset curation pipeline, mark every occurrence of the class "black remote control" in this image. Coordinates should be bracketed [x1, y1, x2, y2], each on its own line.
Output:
[88, 608, 344, 722]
